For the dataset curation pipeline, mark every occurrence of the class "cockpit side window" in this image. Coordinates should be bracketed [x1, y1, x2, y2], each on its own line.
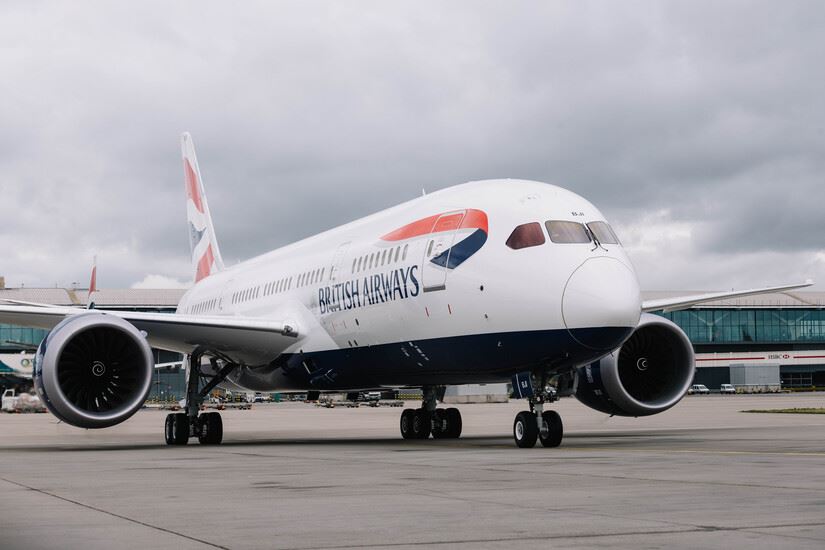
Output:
[506, 222, 546, 250]
[586, 221, 620, 245]
[545, 221, 591, 243]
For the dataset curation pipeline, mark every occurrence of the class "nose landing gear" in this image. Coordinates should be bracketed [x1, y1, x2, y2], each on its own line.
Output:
[511, 372, 564, 448]
[513, 401, 563, 448]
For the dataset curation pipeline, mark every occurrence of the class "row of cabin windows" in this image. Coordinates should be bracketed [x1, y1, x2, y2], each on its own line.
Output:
[232, 266, 327, 306]
[232, 285, 261, 305]
[506, 220, 621, 250]
[263, 276, 292, 297]
[191, 298, 217, 315]
[351, 244, 409, 274]
[208, 246, 417, 311]
[298, 267, 325, 288]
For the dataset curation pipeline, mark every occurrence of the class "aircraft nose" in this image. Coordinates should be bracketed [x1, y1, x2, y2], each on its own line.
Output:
[562, 257, 641, 351]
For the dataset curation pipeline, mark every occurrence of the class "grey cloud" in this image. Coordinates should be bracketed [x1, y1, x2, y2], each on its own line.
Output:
[1, 1, 824, 289]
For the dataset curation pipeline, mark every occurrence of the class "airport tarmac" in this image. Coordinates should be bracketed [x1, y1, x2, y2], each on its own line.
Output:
[2, 393, 825, 550]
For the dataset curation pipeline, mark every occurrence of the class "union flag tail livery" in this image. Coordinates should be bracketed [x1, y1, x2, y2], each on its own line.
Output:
[0, 133, 812, 448]
[86, 255, 97, 309]
[182, 133, 224, 283]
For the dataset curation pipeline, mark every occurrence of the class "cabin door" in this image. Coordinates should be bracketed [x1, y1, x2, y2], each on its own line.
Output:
[329, 242, 352, 283]
[421, 210, 466, 292]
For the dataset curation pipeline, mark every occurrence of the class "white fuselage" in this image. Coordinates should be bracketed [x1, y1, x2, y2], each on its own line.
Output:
[176, 179, 641, 391]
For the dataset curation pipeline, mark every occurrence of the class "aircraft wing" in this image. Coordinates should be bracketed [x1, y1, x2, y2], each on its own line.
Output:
[0, 304, 301, 362]
[154, 360, 184, 369]
[641, 281, 814, 313]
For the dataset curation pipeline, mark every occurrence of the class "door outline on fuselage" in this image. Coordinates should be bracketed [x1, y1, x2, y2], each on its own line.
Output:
[219, 278, 234, 313]
[421, 210, 466, 292]
[329, 241, 352, 283]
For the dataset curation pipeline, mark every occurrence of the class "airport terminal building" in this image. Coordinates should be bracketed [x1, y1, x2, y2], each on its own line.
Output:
[3, 284, 825, 396]
[648, 290, 825, 390]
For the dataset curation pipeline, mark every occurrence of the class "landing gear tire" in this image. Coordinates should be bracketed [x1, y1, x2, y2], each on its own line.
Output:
[430, 408, 462, 439]
[513, 410, 538, 448]
[165, 413, 189, 445]
[538, 410, 563, 448]
[412, 409, 431, 439]
[431, 409, 448, 439]
[198, 412, 223, 445]
[445, 407, 462, 439]
[400, 408, 416, 439]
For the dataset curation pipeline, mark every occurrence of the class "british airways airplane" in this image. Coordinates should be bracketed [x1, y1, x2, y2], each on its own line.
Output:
[0, 134, 811, 448]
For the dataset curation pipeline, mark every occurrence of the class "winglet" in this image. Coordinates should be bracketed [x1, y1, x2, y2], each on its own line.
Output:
[182, 133, 224, 283]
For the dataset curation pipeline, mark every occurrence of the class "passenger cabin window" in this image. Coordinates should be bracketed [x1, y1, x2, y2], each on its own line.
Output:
[545, 221, 591, 244]
[587, 221, 620, 245]
[506, 222, 545, 250]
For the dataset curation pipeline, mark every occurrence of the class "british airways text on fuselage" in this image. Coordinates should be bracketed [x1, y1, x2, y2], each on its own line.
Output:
[318, 265, 420, 314]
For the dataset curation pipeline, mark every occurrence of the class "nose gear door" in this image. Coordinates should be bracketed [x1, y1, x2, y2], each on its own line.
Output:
[421, 210, 466, 292]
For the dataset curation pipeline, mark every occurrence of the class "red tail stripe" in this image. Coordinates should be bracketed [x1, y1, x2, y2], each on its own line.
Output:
[89, 266, 97, 294]
[381, 208, 488, 241]
[195, 244, 215, 283]
[184, 159, 205, 214]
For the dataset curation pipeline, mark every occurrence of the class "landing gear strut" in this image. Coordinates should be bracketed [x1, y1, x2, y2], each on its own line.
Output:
[164, 348, 237, 446]
[512, 374, 563, 448]
[399, 386, 462, 440]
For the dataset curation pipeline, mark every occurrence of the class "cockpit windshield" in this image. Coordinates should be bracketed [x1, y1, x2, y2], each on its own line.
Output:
[586, 221, 620, 245]
[506, 222, 546, 250]
[545, 221, 591, 244]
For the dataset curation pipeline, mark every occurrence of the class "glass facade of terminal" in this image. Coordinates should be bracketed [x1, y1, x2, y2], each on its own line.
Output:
[0, 325, 48, 350]
[657, 309, 825, 344]
[656, 308, 825, 389]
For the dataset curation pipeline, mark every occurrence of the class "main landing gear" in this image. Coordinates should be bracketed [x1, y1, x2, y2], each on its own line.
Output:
[512, 378, 563, 449]
[165, 348, 237, 446]
[399, 386, 462, 440]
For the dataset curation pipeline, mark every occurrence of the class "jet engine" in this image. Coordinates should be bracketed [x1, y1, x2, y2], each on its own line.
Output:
[574, 313, 694, 417]
[34, 313, 154, 428]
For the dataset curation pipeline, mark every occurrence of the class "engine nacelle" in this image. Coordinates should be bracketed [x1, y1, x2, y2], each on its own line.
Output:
[34, 313, 153, 428]
[574, 313, 694, 417]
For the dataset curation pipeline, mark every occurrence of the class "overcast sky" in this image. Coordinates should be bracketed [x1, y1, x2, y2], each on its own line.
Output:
[1, 1, 823, 292]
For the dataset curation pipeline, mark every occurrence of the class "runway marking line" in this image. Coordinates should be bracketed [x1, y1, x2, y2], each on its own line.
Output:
[272, 520, 825, 549]
[561, 446, 825, 457]
[0, 477, 229, 549]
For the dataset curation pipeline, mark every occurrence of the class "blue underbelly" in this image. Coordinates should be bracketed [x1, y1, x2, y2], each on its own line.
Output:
[237, 326, 633, 391]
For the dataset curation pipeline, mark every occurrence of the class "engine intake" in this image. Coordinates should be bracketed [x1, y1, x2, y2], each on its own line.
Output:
[574, 313, 694, 417]
[34, 313, 153, 428]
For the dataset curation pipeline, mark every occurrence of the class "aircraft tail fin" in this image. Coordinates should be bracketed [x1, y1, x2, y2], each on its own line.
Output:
[86, 255, 97, 309]
[182, 133, 224, 283]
